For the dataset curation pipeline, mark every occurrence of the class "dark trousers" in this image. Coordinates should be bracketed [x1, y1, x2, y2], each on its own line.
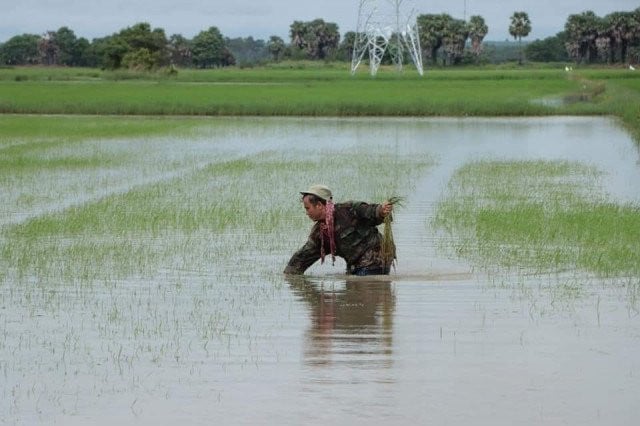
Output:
[350, 266, 390, 276]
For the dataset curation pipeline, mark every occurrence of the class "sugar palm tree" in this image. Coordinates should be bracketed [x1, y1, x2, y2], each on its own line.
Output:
[509, 11, 532, 65]
[267, 36, 285, 62]
[604, 11, 635, 63]
[565, 11, 602, 64]
[289, 21, 306, 50]
[442, 18, 468, 66]
[416, 14, 449, 65]
[468, 15, 488, 58]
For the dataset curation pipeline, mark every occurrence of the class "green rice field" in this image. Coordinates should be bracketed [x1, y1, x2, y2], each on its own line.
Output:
[0, 65, 636, 126]
[434, 160, 640, 276]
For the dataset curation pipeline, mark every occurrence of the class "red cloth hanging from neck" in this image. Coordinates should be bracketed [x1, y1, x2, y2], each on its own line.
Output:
[319, 200, 336, 265]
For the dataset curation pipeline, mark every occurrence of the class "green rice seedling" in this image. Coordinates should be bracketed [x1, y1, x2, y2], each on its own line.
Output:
[0, 70, 579, 117]
[2, 125, 435, 284]
[434, 160, 640, 277]
[0, 115, 202, 143]
[381, 196, 405, 270]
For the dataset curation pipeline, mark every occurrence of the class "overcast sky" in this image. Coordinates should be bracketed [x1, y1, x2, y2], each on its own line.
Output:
[1, 0, 636, 43]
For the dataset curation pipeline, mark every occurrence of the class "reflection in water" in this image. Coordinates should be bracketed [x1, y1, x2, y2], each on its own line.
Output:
[287, 275, 395, 369]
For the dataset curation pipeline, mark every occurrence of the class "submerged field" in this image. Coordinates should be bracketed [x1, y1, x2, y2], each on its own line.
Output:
[0, 116, 432, 281]
[1, 115, 640, 424]
[2, 63, 640, 424]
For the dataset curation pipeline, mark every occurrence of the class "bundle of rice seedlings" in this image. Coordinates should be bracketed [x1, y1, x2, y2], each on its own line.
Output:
[382, 196, 404, 271]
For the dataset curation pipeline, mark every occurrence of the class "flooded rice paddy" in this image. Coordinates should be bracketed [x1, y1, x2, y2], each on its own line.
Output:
[1, 116, 640, 425]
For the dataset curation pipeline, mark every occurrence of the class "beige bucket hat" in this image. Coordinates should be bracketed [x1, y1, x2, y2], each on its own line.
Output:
[300, 184, 332, 201]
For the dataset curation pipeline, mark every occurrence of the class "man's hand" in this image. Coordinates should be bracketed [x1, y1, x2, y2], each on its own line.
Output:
[380, 201, 393, 218]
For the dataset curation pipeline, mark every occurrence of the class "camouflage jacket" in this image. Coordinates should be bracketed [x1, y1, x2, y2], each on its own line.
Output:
[284, 201, 389, 275]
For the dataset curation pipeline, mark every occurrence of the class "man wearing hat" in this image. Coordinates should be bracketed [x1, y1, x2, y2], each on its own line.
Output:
[284, 184, 393, 276]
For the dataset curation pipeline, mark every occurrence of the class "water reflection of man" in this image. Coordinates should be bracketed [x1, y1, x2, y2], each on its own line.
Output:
[286, 275, 396, 367]
[284, 184, 394, 276]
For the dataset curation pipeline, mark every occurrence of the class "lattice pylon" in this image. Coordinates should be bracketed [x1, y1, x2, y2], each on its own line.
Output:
[351, 0, 424, 76]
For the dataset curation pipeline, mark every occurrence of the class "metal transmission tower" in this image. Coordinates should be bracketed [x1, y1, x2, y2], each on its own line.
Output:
[351, 0, 423, 76]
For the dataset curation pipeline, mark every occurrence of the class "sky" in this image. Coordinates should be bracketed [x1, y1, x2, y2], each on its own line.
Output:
[0, 0, 637, 43]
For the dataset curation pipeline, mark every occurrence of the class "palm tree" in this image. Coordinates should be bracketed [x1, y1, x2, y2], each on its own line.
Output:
[417, 14, 449, 65]
[316, 21, 340, 59]
[509, 11, 532, 65]
[442, 18, 468, 66]
[289, 21, 306, 50]
[288, 19, 340, 60]
[267, 36, 285, 62]
[604, 11, 635, 63]
[595, 34, 611, 64]
[565, 11, 602, 64]
[468, 15, 488, 57]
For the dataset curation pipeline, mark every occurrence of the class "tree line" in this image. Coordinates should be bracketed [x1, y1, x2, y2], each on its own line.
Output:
[1, 23, 235, 70]
[1, 7, 639, 69]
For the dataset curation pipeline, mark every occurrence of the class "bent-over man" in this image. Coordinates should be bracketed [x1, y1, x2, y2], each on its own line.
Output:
[284, 184, 393, 276]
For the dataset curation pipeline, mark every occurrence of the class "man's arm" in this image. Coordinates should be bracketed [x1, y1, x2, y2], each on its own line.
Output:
[284, 237, 320, 275]
[351, 201, 392, 226]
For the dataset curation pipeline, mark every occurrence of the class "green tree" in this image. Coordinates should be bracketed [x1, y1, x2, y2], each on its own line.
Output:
[289, 21, 306, 50]
[122, 48, 154, 71]
[54, 26, 84, 66]
[38, 32, 59, 65]
[417, 14, 448, 64]
[604, 11, 636, 63]
[267, 35, 286, 62]
[417, 13, 473, 66]
[117, 22, 168, 69]
[0, 33, 40, 65]
[191, 26, 230, 68]
[525, 32, 570, 62]
[595, 26, 612, 64]
[634, 8, 640, 44]
[628, 46, 640, 64]
[36, 27, 90, 66]
[564, 11, 602, 64]
[315, 19, 340, 59]
[226, 36, 268, 65]
[94, 22, 169, 70]
[288, 19, 340, 60]
[442, 18, 468, 65]
[337, 31, 357, 62]
[168, 34, 192, 67]
[468, 15, 489, 57]
[99, 35, 129, 69]
[73, 37, 91, 66]
[509, 11, 532, 64]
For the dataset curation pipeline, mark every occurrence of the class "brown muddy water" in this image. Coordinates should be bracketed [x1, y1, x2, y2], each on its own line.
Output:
[2, 117, 640, 425]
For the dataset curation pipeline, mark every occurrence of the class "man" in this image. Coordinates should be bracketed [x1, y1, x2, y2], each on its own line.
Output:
[284, 184, 394, 276]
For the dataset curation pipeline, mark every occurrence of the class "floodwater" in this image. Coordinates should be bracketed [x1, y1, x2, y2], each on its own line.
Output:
[2, 117, 640, 425]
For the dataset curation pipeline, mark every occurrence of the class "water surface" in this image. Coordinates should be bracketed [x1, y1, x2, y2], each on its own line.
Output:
[1, 116, 639, 425]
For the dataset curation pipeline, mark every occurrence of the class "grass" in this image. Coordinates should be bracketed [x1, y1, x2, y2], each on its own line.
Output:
[1, 64, 638, 141]
[0, 114, 201, 141]
[0, 77, 571, 116]
[0, 67, 594, 111]
[434, 160, 640, 277]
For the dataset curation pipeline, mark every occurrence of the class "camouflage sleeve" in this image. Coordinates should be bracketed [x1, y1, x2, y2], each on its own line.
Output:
[351, 202, 385, 226]
[284, 235, 320, 275]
